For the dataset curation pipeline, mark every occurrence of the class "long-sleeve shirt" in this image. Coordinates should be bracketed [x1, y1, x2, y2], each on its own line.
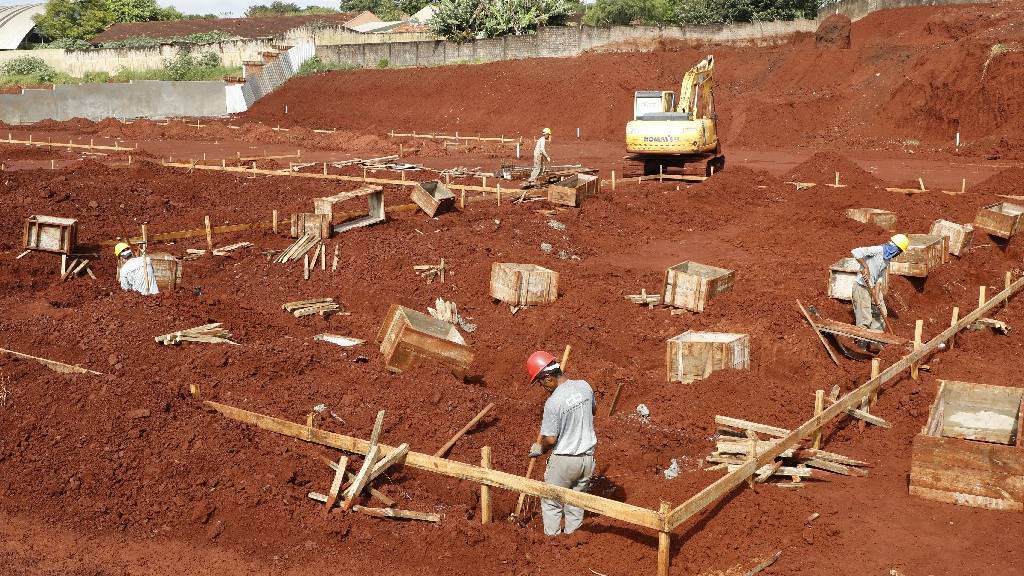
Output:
[118, 256, 160, 295]
[851, 245, 889, 288]
[533, 136, 549, 161]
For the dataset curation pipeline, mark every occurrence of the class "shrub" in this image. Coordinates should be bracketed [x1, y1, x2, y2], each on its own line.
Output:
[377, 58, 391, 68]
[0, 56, 58, 82]
[162, 50, 224, 81]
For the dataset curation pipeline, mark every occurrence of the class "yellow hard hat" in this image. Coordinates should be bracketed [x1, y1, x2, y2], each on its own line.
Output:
[542, 127, 552, 135]
[890, 234, 910, 252]
[113, 242, 132, 257]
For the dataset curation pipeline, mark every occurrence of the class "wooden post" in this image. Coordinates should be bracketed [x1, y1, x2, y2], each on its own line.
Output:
[869, 358, 880, 407]
[480, 446, 492, 524]
[323, 162, 327, 175]
[961, 178, 966, 194]
[911, 320, 923, 379]
[659, 164, 663, 182]
[189, 383, 200, 399]
[320, 245, 326, 270]
[560, 344, 572, 370]
[812, 390, 824, 449]
[611, 170, 616, 191]
[204, 216, 213, 250]
[272, 210, 278, 234]
[657, 501, 671, 576]
[460, 190, 465, 210]
[1005, 272, 1013, 309]
[482, 175, 487, 188]
[948, 307, 959, 349]
[304, 254, 310, 280]
[979, 285, 986, 309]
[834, 171, 840, 186]
[607, 382, 623, 417]
[918, 177, 926, 191]
[496, 184, 501, 207]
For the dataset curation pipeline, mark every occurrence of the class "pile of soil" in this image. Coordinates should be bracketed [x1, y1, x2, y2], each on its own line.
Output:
[816, 14, 852, 49]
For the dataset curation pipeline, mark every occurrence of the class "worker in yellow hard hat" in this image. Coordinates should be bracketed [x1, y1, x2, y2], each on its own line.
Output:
[849, 234, 909, 349]
[528, 127, 552, 183]
[113, 241, 159, 295]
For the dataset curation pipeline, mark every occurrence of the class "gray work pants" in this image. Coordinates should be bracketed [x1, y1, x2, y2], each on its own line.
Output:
[851, 282, 884, 332]
[530, 154, 545, 181]
[542, 453, 595, 536]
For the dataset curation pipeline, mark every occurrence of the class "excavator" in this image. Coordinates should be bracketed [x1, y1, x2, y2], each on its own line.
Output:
[625, 54, 725, 177]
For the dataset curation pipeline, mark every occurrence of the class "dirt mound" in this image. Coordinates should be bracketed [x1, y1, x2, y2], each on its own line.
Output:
[970, 165, 1024, 197]
[781, 151, 886, 189]
[816, 14, 852, 49]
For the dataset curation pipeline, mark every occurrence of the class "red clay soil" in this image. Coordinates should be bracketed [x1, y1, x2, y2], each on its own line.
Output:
[246, 3, 1024, 158]
[3, 3, 1024, 576]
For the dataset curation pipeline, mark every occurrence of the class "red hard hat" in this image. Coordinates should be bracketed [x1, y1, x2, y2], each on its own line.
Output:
[526, 350, 557, 382]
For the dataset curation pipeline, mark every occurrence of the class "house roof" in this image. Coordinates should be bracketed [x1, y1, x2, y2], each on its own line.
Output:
[0, 4, 45, 50]
[91, 12, 371, 44]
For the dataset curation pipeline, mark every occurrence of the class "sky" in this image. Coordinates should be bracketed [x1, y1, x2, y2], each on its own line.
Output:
[0, 2, 344, 18]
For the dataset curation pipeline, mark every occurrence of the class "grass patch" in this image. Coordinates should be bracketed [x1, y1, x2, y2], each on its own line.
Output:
[296, 56, 360, 76]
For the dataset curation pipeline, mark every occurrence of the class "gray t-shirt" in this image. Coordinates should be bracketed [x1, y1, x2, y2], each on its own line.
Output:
[851, 245, 888, 288]
[540, 379, 597, 456]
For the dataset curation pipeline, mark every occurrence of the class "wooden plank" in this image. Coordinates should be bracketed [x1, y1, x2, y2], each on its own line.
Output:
[812, 316, 909, 346]
[204, 401, 662, 530]
[665, 273, 1024, 531]
[481, 446, 493, 524]
[804, 459, 867, 477]
[320, 458, 396, 507]
[908, 485, 1023, 511]
[352, 505, 441, 522]
[715, 416, 789, 438]
[796, 300, 840, 365]
[0, 347, 102, 375]
[323, 456, 348, 513]
[342, 445, 380, 511]
[434, 403, 495, 458]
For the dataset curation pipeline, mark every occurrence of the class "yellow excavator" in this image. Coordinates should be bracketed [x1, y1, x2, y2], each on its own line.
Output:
[625, 55, 725, 177]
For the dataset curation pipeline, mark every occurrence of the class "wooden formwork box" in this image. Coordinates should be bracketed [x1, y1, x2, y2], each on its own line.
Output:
[910, 380, 1024, 511]
[845, 208, 897, 231]
[376, 305, 473, 374]
[148, 253, 182, 292]
[974, 202, 1024, 239]
[23, 215, 77, 254]
[547, 174, 599, 207]
[828, 257, 888, 301]
[490, 263, 559, 306]
[889, 234, 944, 277]
[410, 181, 456, 217]
[666, 331, 749, 383]
[290, 213, 331, 239]
[928, 219, 974, 257]
[662, 261, 735, 312]
[318, 186, 386, 234]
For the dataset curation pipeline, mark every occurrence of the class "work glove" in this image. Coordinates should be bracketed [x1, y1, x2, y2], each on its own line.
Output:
[529, 442, 543, 458]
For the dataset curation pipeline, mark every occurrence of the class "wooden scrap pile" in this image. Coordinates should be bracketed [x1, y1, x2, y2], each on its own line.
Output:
[328, 155, 400, 170]
[275, 234, 320, 264]
[625, 289, 661, 307]
[309, 410, 440, 523]
[185, 242, 253, 259]
[414, 258, 446, 283]
[498, 163, 597, 182]
[283, 298, 344, 318]
[707, 415, 871, 487]
[428, 297, 476, 333]
[437, 166, 488, 179]
[60, 255, 95, 281]
[155, 323, 236, 345]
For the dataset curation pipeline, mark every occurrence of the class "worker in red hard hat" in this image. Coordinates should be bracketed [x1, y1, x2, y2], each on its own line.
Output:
[525, 350, 597, 536]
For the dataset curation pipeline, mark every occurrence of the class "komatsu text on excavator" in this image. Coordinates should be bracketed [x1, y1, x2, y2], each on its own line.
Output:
[625, 54, 725, 177]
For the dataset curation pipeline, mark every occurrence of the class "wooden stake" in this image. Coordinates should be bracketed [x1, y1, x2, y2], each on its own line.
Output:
[911, 320, 923, 380]
[869, 358, 880, 407]
[496, 184, 501, 207]
[657, 501, 671, 576]
[460, 190, 465, 209]
[812, 390, 824, 449]
[607, 382, 623, 417]
[948, 307, 959, 349]
[434, 403, 495, 458]
[979, 285, 986, 309]
[189, 383, 200, 399]
[961, 178, 966, 194]
[919, 177, 926, 191]
[1005, 272, 1013, 309]
[272, 210, 278, 234]
[303, 254, 310, 280]
[611, 170, 616, 190]
[320, 244, 326, 270]
[835, 171, 840, 186]
[204, 216, 213, 250]
[323, 455, 349, 514]
[332, 244, 339, 272]
[659, 164, 663, 182]
[60, 254, 66, 276]
[480, 446, 493, 524]
[560, 344, 572, 370]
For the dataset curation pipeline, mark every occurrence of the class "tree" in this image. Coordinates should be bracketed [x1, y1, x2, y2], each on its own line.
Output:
[246, 2, 339, 17]
[339, 0, 431, 21]
[430, 0, 574, 41]
[583, 0, 674, 26]
[34, 0, 182, 41]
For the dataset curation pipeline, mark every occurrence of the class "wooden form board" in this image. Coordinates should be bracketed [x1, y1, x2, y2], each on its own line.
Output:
[148, 253, 182, 292]
[889, 234, 944, 277]
[410, 181, 456, 217]
[203, 400, 663, 531]
[335, 188, 385, 234]
[376, 305, 473, 374]
[547, 173, 598, 207]
[23, 215, 77, 254]
[811, 316, 908, 346]
[828, 257, 888, 301]
[666, 331, 749, 383]
[974, 202, 1024, 239]
[662, 261, 734, 312]
[846, 208, 896, 231]
[314, 186, 384, 220]
[664, 273, 1024, 531]
[489, 263, 559, 306]
[929, 219, 974, 257]
[930, 380, 1023, 445]
[290, 213, 331, 239]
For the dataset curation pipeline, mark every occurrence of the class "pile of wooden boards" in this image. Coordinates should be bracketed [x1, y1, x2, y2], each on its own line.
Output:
[707, 415, 871, 486]
[185, 242, 252, 259]
[625, 289, 660, 307]
[155, 323, 236, 345]
[414, 259, 446, 283]
[60, 255, 95, 281]
[427, 297, 476, 333]
[276, 235, 320, 264]
[283, 298, 343, 318]
[308, 410, 440, 523]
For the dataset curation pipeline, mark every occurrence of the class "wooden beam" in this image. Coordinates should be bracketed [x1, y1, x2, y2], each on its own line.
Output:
[204, 401, 662, 530]
[320, 457, 396, 507]
[480, 446, 493, 524]
[343, 445, 380, 511]
[715, 416, 788, 438]
[352, 505, 441, 522]
[323, 455, 348, 514]
[433, 403, 495, 458]
[797, 300, 840, 365]
[0, 347, 102, 375]
[665, 273, 1024, 531]
[657, 502, 671, 576]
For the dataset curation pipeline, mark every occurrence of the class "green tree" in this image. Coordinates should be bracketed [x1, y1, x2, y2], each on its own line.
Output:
[582, 0, 673, 26]
[339, 0, 430, 20]
[246, 2, 339, 16]
[430, 0, 573, 41]
[34, 0, 182, 41]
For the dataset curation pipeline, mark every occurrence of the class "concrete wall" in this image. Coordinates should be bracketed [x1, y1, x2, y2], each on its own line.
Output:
[315, 0, 993, 69]
[0, 41, 316, 122]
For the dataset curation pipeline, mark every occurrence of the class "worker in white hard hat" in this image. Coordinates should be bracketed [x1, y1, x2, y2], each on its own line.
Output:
[850, 233, 909, 347]
[528, 128, 552, 183]
[113, 242, 159, 296]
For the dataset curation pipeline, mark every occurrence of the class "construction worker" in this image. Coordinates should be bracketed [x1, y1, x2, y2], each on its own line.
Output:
[526, 350, 596, 536]
[114, 242, 159, 295]
[529, 128, 552, 183]
[850, 233, 909, 345]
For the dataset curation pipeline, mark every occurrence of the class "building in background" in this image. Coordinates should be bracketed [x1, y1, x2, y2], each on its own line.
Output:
[0, 4, 46, 50]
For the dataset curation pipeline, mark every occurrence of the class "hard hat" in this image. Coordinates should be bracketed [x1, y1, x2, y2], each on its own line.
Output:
[890, 234, 910, 252]
[542, 128, 552, 135]
[113, 242, 132, 258]
[526, 350, 557, 383]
